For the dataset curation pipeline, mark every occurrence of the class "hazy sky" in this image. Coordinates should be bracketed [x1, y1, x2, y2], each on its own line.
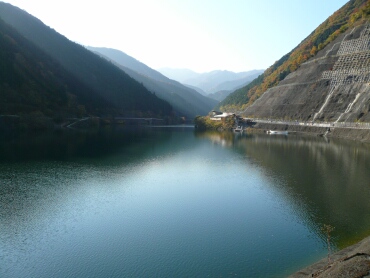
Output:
[4, 0, 349, 73]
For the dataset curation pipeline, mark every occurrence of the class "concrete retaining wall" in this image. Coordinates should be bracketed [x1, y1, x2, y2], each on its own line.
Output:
[253, 122, 370, 142]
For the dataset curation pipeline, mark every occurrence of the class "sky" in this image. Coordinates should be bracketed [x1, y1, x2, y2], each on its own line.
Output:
[4, 0, 349, 73]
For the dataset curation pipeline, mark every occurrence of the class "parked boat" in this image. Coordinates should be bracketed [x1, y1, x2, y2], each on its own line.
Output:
[267, 130, 288, 135]
[233, 126, 244, 133]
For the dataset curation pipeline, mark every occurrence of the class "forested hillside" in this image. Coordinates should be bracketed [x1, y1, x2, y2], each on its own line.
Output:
[87, 47, 218, 118]
[0, 18, 112, 117]
[218, 0, 370, 112]
[0, 2, 172, 118]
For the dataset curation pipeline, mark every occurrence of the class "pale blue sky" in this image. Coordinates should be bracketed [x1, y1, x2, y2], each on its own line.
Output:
[4, 0, 349, 72]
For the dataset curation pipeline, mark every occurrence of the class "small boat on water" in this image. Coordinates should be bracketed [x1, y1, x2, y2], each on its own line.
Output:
[267, 130, 288, 135]
[233, 126, 244, 133]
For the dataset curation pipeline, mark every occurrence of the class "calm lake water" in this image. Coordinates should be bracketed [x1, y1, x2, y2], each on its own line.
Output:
[1, 126, 370, 277]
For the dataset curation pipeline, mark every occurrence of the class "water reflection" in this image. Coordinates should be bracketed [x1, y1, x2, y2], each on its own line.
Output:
[197, 131, 370, 249]
[1, 128, 370, 277]
[0, 127, 176, 162]
[0, 127, 192, 246]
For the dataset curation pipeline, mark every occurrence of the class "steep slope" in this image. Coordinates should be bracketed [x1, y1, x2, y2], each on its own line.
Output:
[87, 47, 218, 118]
[245, 21, 370, 123]
[0, 2, 172, 117]
[0, 17, 110, 117]
[86, 47, 169, 82]
[218, 0, 370, 118]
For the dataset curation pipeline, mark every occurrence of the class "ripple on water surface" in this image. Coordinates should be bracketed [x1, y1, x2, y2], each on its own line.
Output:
[0, 130, 370, 277]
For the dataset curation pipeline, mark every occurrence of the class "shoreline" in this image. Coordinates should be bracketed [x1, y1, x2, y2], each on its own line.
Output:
[247, 122, 370, 277]
[248, 122, 370, 143]
[288, 235, 370, 277]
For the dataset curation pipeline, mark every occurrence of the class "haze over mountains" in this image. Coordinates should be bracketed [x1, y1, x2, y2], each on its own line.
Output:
[0, 2, 174, 120]
[86, 46, 261, 105]
[1, 0, 368, 129]
[158, 68, 264, 100]
[0, 1, 265, 123]
[86, 47, 218, 118]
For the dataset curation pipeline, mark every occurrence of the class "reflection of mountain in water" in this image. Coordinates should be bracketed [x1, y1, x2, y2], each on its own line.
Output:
[0, 127, 189, 163]
[199, 131, 370, 248]
[0, 127, 195, 232]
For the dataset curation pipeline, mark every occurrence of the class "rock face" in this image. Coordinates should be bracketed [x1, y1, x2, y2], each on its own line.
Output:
[244, 22, 370, 123]
[289, 235, 370, 278]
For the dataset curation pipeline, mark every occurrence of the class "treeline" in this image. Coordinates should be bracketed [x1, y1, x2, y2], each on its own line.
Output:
[218, 0, 370, 112]
[194, 115, 235, 131]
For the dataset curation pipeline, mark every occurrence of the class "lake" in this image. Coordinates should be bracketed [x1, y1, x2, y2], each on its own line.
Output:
[1, 126, 370, 277]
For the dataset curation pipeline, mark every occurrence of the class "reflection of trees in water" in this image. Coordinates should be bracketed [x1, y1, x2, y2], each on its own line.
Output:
[0, 127, 174, 162]
[0, 127, 191, 241]
[199, 131, 370, 249]
[243, 135, 370, 249]
[194, 130, 243, 148]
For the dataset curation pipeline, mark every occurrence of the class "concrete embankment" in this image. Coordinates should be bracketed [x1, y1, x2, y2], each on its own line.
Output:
[252, 122, 370, 142]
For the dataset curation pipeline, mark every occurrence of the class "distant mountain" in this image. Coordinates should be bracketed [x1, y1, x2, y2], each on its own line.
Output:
[205, 72, 264, 102]
[207, 91, 232, 102]
[184, 70, 264, 94]
[183, 84, 207, 96]
[0, 2, 172, 117]
[157, 68, 200, 84]
[87, 47, 218, 118]
[0, 17, 110, 118]
[209, 72, 262, 93]
[158, 68, 264, 95]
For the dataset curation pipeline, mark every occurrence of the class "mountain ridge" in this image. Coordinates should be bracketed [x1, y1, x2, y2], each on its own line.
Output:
[86, 46, 218, 118]
[158, 68, 264, 95]
[0, 16, 117, 119]
[0, 2, 172, 118]
[157, 68, 200, 84]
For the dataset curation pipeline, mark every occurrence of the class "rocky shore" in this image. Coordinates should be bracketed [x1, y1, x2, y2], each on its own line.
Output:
[289, 236, 370, 277]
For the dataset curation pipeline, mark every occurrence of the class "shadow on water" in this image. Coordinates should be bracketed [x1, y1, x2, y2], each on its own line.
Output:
[0, 126, 182, 163]
[196, 131, 370, 250]
[0, 126, 195, 235]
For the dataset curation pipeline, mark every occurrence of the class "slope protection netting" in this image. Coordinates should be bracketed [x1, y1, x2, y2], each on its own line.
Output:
[321, 24, 370, 86]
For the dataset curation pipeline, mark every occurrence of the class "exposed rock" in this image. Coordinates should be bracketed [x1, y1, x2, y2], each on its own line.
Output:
[289, 236, 370, 278]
